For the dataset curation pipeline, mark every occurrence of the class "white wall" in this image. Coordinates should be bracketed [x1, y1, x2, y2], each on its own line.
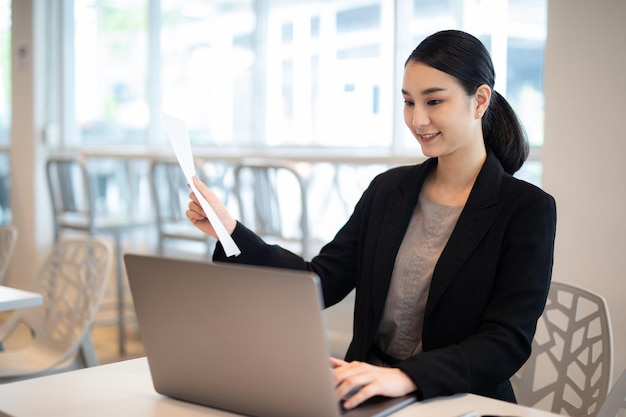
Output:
[7, 0, 52, 289]
[543, 0, 626, 382]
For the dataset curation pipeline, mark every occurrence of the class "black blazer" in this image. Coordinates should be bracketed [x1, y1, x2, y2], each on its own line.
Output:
[214, 152, 557, 403]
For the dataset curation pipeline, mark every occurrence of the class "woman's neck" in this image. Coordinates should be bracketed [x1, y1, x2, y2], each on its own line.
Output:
[422, 146, 487, 206]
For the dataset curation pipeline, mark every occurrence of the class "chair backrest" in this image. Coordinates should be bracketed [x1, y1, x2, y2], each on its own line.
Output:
[512, 281, 613, 417]
[0, 225, 17, 284]
[150, 159, 234, 224]
[46, 156, 95, 239]
[46, 156, 140, 240]
[150, 159, 194, 226]
[234, 159, 310, 258]
[597, 370, 626, 417]
[17, 238, 112, 365]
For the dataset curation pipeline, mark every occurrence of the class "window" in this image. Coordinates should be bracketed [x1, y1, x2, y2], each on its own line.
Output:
[74, 0, 149, 145]
[66, 0, 546, 154]
[265, 1, 392, 147]
[160, 0, 256, 146]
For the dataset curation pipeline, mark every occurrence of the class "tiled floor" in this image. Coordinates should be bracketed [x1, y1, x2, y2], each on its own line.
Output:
[91, 241, 209, 365]
[91, 322, 145, 365]
[0, 312, 145, 366]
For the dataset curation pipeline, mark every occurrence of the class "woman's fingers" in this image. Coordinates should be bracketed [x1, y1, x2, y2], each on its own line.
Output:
[333, 361, 417, 410]
[185, 176, 237, 238]
[330, 357, 348, 368]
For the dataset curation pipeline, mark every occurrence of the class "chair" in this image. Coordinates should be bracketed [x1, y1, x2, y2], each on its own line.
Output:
[512, 281, 613, 417]
[597, 369, 626, 417]
[46, 155, 148, 354]
[0, 238, 112, 383]
[234, 158, 311, 258]
[150, 159, 232, 259]
[0, 225, 17, 284]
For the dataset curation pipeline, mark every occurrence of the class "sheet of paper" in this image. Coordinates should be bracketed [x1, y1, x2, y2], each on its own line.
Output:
[161, 112, 241, 257]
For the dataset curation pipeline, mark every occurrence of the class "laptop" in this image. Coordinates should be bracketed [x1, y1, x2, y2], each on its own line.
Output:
[124, 254, 416, 417]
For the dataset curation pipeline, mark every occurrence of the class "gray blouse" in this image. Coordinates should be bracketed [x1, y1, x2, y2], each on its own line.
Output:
[372, 195, 463, 365]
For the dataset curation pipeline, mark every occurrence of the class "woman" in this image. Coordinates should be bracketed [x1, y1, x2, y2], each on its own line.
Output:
[186, 30, 556, 409]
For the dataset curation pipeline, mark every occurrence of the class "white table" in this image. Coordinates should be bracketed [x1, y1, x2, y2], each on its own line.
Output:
[0, 285, 43, 312]
[0, 357, 562, 417]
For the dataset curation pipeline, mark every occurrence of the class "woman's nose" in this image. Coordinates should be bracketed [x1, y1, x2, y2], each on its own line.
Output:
[411, 107, 428, 129]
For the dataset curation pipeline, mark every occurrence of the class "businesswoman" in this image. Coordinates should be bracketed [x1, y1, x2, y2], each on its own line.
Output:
[187, 30, 557, 410]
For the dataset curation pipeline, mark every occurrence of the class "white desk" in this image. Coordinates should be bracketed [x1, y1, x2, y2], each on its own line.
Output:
[0, 357, 561, 417]
[0, 285, 43, 312]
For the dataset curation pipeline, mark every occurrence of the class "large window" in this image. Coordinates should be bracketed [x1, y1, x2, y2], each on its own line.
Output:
[74, 0, 149, 145]
[160, 0, 256, 146]
[265, 1, 393, 148]
[67, 0, 547, 153]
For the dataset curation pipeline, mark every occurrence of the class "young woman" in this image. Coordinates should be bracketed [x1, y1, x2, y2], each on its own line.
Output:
[186, 30, 557, 410]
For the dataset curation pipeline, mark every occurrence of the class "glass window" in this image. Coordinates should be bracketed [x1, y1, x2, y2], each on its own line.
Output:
[74, 0, 149, 145]
[265, 0, 392, 147]
[506, 0, 547, 147]
[160, 0, 255, 146]
[66, 0, 546, 155]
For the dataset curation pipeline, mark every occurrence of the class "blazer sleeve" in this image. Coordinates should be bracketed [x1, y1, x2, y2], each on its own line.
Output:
[212, 177, 382, 307]
[212, 166, 410, 308]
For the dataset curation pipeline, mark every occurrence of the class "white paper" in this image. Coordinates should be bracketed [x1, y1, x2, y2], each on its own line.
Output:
[161, 112, 241, 257]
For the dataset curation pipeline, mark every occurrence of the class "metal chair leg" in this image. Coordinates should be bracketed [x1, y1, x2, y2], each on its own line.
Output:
[114, 232, 126, 356]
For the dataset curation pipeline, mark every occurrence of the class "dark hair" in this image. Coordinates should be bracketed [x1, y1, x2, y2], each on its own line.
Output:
[406, 30, 528, 174]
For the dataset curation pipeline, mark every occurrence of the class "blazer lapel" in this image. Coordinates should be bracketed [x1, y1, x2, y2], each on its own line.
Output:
[371, 159, 435, 319]
[425, 152, 504, 316]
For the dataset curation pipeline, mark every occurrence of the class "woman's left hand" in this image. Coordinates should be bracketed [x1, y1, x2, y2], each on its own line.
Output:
[331, 357, 417, 410]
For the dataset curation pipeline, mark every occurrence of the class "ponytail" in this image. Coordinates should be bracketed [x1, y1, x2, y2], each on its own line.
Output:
[482, 91, 529, 174]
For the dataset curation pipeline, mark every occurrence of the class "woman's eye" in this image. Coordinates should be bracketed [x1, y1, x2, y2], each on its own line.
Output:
[427, 99, 442, 105]
[404, 100, 414, 106]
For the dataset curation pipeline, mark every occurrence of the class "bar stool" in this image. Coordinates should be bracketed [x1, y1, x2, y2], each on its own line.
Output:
[234, 158, 311, 259]
[45, 155, 150, 355]
[150, 158, 213, 258]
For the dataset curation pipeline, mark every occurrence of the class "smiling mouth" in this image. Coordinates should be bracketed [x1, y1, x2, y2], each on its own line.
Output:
[419, 132, 439, 141]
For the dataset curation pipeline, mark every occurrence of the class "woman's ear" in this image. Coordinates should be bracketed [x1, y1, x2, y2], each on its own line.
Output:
[475, 84, 492, 118]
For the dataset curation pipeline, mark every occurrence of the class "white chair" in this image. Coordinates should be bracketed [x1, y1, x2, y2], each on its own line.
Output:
[0, 225, 17, 284]
[597, 369, 626, 417]
[234, 158, 311, 258]
[512, 281, 613, 417]
[0, 238, 112, 383]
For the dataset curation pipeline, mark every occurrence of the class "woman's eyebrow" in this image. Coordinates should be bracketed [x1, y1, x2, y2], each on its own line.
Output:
[401, 87, 446, 96]
[421, 87, 446, 95]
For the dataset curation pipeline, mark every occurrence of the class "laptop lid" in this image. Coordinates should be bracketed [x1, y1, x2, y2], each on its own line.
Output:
[124, 254, 415, 417]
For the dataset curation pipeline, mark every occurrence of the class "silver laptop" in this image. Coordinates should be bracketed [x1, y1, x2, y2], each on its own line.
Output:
[124, 254, 415, 417]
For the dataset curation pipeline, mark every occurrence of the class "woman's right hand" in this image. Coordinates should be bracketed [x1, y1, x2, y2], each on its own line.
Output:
[186, 176, 237, 239]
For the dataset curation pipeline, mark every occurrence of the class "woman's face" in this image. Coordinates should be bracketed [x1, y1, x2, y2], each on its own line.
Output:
[402, 61, 486, 159]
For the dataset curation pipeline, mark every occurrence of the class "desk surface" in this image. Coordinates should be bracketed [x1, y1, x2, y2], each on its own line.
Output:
[0, 285, 43, 312]
[0, 357, 561, 417]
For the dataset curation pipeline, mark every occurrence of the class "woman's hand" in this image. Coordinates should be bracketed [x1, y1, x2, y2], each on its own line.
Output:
[331, 357, 417, 410]
[186, 176, 237, 239]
